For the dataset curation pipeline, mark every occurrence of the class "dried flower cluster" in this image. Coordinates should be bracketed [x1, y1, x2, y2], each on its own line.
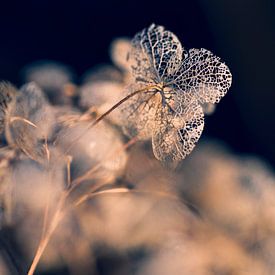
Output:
[3, 25, 274, 275]
[120, 24, 232, 162]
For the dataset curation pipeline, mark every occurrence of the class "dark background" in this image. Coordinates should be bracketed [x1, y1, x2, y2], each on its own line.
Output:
[0, 0, 274, 166]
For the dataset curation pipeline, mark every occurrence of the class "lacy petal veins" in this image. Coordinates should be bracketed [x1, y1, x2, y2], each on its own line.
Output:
[121, 24, 232, 163]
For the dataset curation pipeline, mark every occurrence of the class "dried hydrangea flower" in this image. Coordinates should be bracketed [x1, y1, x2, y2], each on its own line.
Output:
[79, 38, 132, 124]
[79, 80, 124, 124]
[22, 60, 75, 105]
[110, 38, 132, 71]
[121, 24, 232, 163]
[0, 82, 54, 162]
[0, 82, 17, 135]
[57, 114, 128, 184]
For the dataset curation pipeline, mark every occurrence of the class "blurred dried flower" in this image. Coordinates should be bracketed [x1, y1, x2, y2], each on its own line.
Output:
[0, 82, 17, 135]
[5, 82, 54, 162]
[22, 60, 75, 105]
[178, 140, 275, 271]
[56, 116, 128, 184]
[79, 38, 132, 124]
[2, 23, 271, 275]
[110, 38, 132, 71]
[12, 158, 64, 213]
[80, 81, 124, 124]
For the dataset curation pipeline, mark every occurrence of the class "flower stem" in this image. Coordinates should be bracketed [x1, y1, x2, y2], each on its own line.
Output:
[62, 85, 158, 155]
[27, 85, 158, 275]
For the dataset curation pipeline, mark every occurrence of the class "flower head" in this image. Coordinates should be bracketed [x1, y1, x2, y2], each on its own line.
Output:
[0, 82, 54, 162]
[121, 24, 232, 163]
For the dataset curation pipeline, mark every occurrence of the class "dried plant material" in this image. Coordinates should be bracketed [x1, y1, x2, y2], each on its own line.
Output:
[79, 46, 133, 125]
[201, 102, 216, 115]
[22, 61, 74, 93]
[152, 93, 205, 162]
[178, 140, 275, 270]
[0, 24, 262, 275]
[120, 24, 232, 163]
[79, 38, 133, 125]
[12, 158, 64, 212]
[52, 105, 81, 126]
[22, 60, 75, 104]
[79, 81, 124, 124]
[171, 48, 232, 104]
[0, 147, 15, 226]
[110, 38, 132, 71]
[57, 118, 127, 183]
[120, 83, 160, 140]
[0, 82, 17, 134]
[138, 223, 268, 275]
[6, 83, 54, 162]
[124, 143, 177, 192]
[76, 191, 193, 249]
[80, 81, 123, 109]
[82, 65, 124, 84]
[10, 157, 70, 268]
[79, 65, 125, 122]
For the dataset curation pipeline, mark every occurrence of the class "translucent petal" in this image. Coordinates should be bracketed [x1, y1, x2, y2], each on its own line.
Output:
[152, 95, 204, 163]
[130, 24, 183, 83]
[119, 83, 160, 140]
[170, 48, 232, 103]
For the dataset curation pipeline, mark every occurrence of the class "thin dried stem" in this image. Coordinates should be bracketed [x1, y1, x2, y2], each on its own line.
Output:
[74, 188, 180, 207]
[27, 199, 65, 275]
[27, 136, 137, 275]
[66, 155, 72, 188]
[27, 185, 180, 275]
[61, 85, 159, 155]
[27, 175, 110, 275]
[39, 137, 51, 239]
[44, 137, 50, 163]
[5, 116, 38, 153]
[74, 188, 130, 206]
[27, 84, 158, 275]
[10, 116, 37, 128]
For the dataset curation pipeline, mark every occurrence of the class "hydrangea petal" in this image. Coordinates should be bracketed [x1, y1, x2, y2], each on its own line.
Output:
[170, 48, 232, 103]
[130, 24, 183, 83]
[152, 94, 204, 163]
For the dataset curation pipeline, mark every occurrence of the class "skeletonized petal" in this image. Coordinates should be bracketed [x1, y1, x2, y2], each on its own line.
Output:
[119, 83, 160, 140]
[171, 48, 232, 104]
[130, 24, 183, 83]
[152, 95, 204, 163]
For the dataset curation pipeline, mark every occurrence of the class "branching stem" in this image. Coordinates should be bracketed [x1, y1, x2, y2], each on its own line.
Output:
[27, 84, 158, 275]
[61, 84, 160, 155]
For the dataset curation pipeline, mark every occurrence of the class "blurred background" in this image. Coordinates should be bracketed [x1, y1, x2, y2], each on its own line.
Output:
[0, 0, 274, 166]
